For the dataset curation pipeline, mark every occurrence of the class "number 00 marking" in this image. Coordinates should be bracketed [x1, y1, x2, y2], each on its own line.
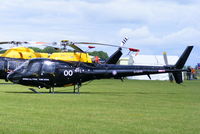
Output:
[64, 70, 73, 76]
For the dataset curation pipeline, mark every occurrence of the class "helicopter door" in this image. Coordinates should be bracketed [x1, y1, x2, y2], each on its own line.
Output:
[40, 61, 56, 88]
[54, 63, 77, 86]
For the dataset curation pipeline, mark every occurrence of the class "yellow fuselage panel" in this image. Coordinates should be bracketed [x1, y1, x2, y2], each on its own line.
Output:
[2, 51, 22, 59]
[50, 52, 92, 63]
[2, 51, 37, 59]
[35, 53, 49, 58]
[20, 52, 37, 59]
[1, 47, 49, 59]
[1, 47, 92, 63]
[9, 47, 35, 53]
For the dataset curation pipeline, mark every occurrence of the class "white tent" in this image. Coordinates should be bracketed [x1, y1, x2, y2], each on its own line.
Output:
[118, 54, 179, 80]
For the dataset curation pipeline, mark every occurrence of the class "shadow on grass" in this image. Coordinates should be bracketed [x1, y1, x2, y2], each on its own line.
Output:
[4, 91, 90, 94]
[4, 90, 178, 95]
[0, 83, 15, 85]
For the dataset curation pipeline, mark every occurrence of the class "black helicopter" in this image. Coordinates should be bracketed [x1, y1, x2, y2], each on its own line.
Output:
[7, 46, 193, 93]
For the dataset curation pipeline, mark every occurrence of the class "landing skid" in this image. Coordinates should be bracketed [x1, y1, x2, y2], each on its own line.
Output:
[28, 88, 54, 94]
[28, 85, 81, 94]
[29, 88, 41, 94]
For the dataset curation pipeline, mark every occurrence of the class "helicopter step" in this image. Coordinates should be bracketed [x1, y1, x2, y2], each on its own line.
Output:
[48, 87, 55, 93]
[73, 83, 81, 94]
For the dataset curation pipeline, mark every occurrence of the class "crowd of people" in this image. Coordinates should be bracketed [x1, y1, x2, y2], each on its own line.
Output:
[186, 67, 198, 80]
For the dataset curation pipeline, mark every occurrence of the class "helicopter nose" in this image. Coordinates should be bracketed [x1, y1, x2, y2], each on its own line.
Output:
[7, 72, 21, 83]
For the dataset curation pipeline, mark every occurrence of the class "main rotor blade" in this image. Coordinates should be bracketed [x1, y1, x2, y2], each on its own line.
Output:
[37, 41, 84, 52]
[0, 42, 10, 44]
[74, 42, 124, 48]
[73, 42, 140, 52]
[0, 41, 53, 50]
[0, 41, 29, 45]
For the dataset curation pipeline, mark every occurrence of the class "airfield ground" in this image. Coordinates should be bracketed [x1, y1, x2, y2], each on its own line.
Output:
[0, 79, 199, 134]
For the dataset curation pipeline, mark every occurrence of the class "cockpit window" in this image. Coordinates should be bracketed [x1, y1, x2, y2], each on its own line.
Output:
[14, 61, 29, 73]
[41, 61, 55, 73]
[28, 62, 41, 74]
[8, 61, 24, 71]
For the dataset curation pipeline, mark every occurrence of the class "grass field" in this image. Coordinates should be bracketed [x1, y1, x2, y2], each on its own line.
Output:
[0, 79, 200, 134]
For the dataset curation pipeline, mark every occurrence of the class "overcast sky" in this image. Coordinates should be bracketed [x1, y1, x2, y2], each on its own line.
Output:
[0, 0, 199, 66]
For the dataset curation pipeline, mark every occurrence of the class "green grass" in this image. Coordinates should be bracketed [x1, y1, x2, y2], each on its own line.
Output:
[0, 79, 200, 134]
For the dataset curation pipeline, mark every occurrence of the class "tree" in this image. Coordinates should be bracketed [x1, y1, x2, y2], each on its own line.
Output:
[0, 48, 6, 54]
[89, 51, 109, 60]
[29, 47, 43, 52]
[42, 47, 61, 53]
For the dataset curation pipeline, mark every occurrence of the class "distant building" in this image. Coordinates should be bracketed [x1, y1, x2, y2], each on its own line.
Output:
[118, 54, 179, 80]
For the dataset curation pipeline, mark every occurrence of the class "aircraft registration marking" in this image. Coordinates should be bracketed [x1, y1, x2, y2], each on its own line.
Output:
[158, 70, 166, 72]
[133, 70, 143, 73]
[22, 78, 50, 81]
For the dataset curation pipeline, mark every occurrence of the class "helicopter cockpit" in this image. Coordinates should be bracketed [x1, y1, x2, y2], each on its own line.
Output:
[7, 58, 57, 85]
[13, 59, 56, 74]
[14, 60, 29, 74]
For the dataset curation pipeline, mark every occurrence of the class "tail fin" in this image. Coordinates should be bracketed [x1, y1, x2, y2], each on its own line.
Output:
[106, 37, 128, 64]
[173, 46, 193, 84]
[106, 48, 122, 64]
[175, 46, 193, 69]
[172, 72, 183, 84]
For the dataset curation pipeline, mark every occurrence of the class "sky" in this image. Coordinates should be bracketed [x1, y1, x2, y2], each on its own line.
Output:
[0, 0, 199, 66]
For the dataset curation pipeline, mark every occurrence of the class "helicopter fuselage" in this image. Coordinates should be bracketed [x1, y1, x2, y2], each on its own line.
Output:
[7, 58, 181, 89]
